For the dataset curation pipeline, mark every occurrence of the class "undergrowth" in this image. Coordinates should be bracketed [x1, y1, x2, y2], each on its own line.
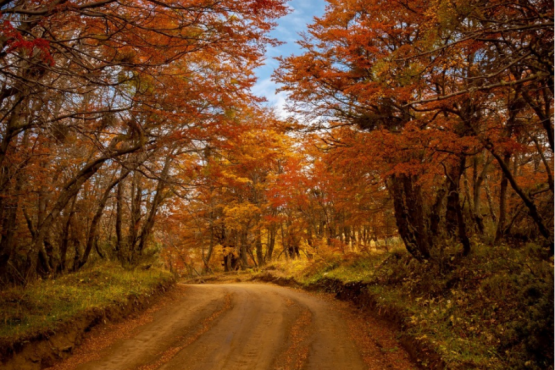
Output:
[0, 262, 174, 344]
[259, 243, 554, 370]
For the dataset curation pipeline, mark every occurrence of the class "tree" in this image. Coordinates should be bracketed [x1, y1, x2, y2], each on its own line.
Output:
[275, 0, 553, 259]
[0, 0, 288, 283]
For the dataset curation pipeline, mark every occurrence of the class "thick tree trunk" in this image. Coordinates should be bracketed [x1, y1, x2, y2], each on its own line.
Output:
[444, 155, 471, 255]
[389, 174, 431, 260]
[0, 97, 25, 171]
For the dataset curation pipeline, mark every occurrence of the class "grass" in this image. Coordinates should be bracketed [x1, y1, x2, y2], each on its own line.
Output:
[257, 243, 554, 370]
[0, 262, 174, 344]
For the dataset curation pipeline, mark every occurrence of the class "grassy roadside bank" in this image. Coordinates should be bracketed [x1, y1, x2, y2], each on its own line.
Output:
[252, 244, 554, 370]
[0, 263, 175, 369]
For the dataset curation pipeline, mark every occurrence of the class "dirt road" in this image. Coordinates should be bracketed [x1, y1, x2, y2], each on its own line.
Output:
[51, 283, 416, 370]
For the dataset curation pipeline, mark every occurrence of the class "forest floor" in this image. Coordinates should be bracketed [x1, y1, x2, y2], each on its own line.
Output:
[243, 243, 554, 370]
[1, 243, 551, 370]
[0, 263, 174, 370]
[41, 282, 417, 370]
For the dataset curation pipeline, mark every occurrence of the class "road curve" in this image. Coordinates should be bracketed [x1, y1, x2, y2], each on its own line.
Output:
[55, 283, 414, 370]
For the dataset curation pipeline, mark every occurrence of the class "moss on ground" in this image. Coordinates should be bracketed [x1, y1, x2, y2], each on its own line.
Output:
[257, 243, 554, 370]
[0, 263, 174, 344]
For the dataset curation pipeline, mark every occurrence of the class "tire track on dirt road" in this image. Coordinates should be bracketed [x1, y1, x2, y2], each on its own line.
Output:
[49, 283, 417, 370]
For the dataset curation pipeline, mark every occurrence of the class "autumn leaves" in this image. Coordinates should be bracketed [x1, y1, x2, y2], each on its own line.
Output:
[0, 0, 552, 282]
[0, 0, 288, 281]
[274, 0, 554, 259]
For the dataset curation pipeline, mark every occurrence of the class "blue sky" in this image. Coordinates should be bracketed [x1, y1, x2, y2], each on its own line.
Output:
[252, 0, 326, 117]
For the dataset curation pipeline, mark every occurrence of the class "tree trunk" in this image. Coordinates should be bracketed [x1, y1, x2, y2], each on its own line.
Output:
[389, 174, 431, 260]
[255, 227, 264, 266]
[457, 157, 471, 256]
[137, 154, 173, 255]
[444, 155, 471, 255]
[484, 175, 497, 224]
[472, 153, 490, 235]
[79, 167, 132, 269]
[445, 160, 463, 236]
[495, 153, 511, 243]
[115, 180, 124, 257]
[429, 186, 446, 238]
[267, 225, 276, 261]
[0, 130, 29, 280]
[59, 196, 77, 273]
[204, 223, 214, 273]
[0, 170, 24, 280]
[28, 139, 143, 278]
[239, 230, 249, 269]
[128, 170, 142, 260]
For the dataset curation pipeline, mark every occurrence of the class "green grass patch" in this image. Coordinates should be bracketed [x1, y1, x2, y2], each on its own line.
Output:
[0, 262, 174, 344]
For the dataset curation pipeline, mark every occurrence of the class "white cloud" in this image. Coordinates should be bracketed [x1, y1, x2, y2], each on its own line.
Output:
[271, 91, 291, 119]
[252, 77, 291, 119]
[252, 1, 326, 118]
[251, 77, 275, 97]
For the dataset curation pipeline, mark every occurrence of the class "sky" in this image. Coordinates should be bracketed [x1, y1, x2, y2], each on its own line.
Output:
[252, 0, 327, 117]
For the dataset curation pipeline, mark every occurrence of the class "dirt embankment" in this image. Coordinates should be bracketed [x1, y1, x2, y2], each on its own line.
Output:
[0, 279, 175, 370]
[254, 272, 445, 369]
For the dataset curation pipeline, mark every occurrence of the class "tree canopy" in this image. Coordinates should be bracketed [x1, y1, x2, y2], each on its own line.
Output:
[0, 0, 552, 282]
